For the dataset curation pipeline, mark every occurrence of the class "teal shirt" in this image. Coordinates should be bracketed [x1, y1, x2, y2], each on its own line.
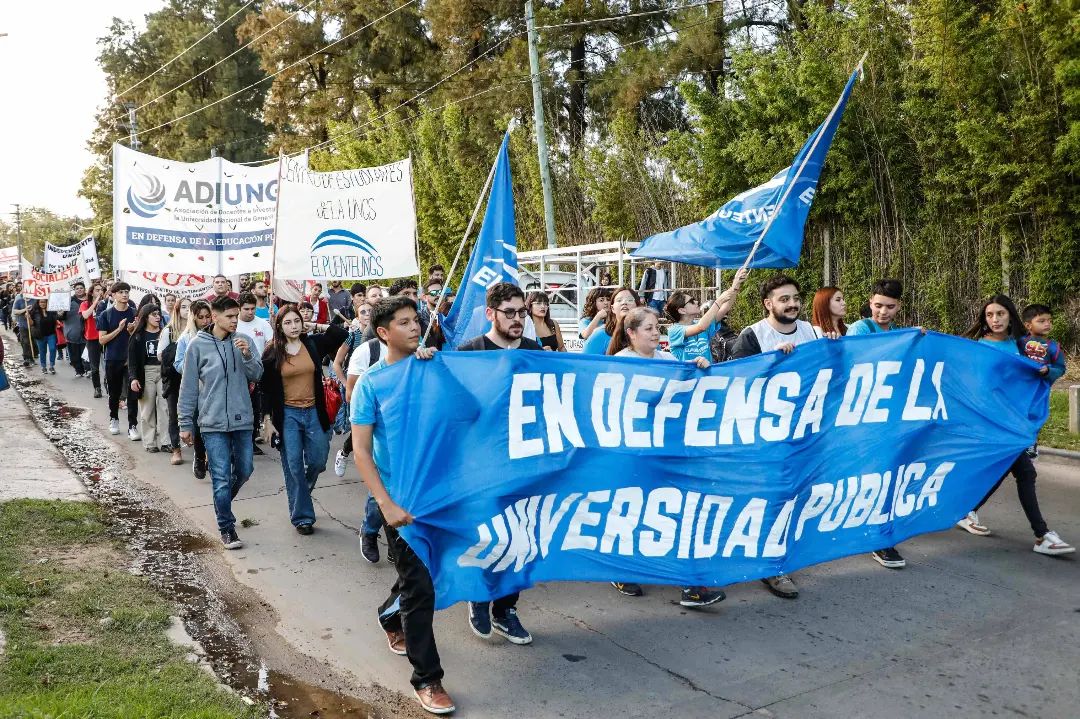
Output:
[350, 358, 391, 482]
[846, 318, 898, 335]
[582, 327, 612, 355]
[978, 337, 1020, 355]
[667, 321, 718, 362]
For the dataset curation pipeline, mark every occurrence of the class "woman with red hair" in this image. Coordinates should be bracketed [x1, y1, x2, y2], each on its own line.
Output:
[811, 286, 847, 338]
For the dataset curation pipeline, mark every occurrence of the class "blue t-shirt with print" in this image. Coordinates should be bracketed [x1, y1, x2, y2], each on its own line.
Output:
[350, 358, 391, 482]
[667, 321, 718, 362]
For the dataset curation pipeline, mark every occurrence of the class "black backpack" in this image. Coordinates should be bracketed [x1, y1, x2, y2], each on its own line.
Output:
[160, 341, 181, 398]
[709, 321, 741, 363]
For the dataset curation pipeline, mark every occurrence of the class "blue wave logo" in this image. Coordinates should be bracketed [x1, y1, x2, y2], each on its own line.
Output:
[311, 229, 377, 255]
[127, 172, 167, 218]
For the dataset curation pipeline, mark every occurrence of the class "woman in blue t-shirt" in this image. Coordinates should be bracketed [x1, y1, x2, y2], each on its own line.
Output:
[582, 286, 638, 354]
[578, 287, 612, 341]
[960, 294, 1073, 556]
[663, 269, 747, 363]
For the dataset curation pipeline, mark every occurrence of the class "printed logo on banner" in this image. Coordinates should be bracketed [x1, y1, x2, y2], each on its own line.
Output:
[126, 172, 167, 218]
[309, 229, 383, 278]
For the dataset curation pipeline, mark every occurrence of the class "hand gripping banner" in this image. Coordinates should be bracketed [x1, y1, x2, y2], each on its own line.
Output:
[365, 330, 1049, 609]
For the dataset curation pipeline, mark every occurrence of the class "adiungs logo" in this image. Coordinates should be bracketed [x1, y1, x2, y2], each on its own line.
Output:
[309, 229, 384, 278]
[126, 172, 167, 218]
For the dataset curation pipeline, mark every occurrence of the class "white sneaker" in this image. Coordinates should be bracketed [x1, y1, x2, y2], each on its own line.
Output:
[109, 418, 120, 435]
[1034, 530, 1075, 556]
[956, 511, 991, 536]
[128, 426, 141, 441]
[333, 449, 348, 477]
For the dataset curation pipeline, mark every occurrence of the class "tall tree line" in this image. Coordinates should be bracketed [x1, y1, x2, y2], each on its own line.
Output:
[80, 0, 1080, 348]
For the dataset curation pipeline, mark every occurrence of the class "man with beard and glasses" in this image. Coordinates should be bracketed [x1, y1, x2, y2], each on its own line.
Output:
[729, 274, 819, 600]
[456, 282, 541, 646]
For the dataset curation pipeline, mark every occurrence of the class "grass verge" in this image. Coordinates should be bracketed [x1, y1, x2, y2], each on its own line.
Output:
[0, 499, 259, 719]
[1040, 390, 1080, 452]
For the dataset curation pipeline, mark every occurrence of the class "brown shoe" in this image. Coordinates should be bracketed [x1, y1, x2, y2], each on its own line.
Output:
[385, 629, 406, 656]
[414, 681, 455, 714]
[170, 449, 183, 466]
[761, 574, 798, 599]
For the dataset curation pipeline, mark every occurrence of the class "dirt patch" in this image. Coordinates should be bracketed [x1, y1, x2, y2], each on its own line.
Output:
[31, 542, 125, 570]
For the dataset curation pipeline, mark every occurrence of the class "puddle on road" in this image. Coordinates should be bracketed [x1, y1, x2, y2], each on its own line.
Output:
[2, 352, 379, 719]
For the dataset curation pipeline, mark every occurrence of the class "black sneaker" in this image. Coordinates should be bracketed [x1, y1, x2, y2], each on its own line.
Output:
[680, 586, 725, 607]
[295, 524, 314, 535]
[611, 581, 643, 597]
[1025, 445, 1039, 459]
[360, 533, 379, 563]
[468, 601, 492, 638]
[871, 547, 906, 569]
[193, 455, 207, 480]
[252, 444, 265, 456]
[93, 388, 102, 398]
[221, 528, 243, 549]
[491, 608, 532, 645]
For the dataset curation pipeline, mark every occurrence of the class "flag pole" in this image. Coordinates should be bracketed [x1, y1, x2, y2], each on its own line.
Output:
[421, 121, 511, 347]
[738, 51, 867, 273]
[268, 149, 285, 316]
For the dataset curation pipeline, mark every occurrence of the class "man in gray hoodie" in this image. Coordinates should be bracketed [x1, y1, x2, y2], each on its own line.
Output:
[178, 296, 263, 549]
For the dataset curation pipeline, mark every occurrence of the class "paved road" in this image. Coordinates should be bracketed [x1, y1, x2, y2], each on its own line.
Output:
[7, 349, 1080, 718]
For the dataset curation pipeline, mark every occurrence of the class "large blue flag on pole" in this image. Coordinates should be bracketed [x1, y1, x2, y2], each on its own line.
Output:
[440, 131, 518, 348]
[633, 58, 864, 269]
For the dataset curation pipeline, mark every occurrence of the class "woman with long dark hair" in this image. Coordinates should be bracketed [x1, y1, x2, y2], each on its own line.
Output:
[28, 298, 58, 374]
[260, 305, 347, 534]
[811, 287, 848, 338]
[127, 303, 169, 452]
[957, 294, 1074, 555]
[582, 286, 638, 354]
[526, 291, 565, 351]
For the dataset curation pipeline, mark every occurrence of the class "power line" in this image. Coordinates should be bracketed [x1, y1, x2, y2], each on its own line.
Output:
[109, 0, 318, 125]
[535, 0, 726, 30]
[115, 0, 256, 99]
[133, 0, 421, 140]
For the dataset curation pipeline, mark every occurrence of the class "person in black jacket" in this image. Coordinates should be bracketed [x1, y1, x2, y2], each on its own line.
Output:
[28, 299, 58, 374]
[127, 303, 169, 452]
[261, 305, 347, 534]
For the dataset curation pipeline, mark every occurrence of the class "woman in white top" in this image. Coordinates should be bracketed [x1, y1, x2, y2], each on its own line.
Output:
[605, 306, 720, 606]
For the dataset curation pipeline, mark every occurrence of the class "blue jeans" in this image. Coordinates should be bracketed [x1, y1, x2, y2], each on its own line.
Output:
[35, 334, 57, 369]
[202, 430, 254, 532]
[648, 298, 665, 314]
[361, 494, 383, 537]
[279, 405, 331, 527]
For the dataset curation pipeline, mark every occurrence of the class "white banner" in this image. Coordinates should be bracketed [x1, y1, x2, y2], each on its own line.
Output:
[22, 258, 81, 298]
[112, 144, 286, 275]
[118, 271, 238, 305]
[0, 245, 17, 273]
[274, 156, 419, 281]
[45, 236, 101, 279]
[47, 291, 71, 312]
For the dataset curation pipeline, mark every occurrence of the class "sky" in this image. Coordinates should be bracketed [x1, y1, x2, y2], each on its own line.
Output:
[0, 1, 161, 221]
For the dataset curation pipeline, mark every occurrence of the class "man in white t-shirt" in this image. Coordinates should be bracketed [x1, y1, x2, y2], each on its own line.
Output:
[237, 292, 273, 454]
[729, 274, 821, 601]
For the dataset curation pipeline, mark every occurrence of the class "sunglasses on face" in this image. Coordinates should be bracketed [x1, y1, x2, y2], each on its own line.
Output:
[494, 308, 529, 320]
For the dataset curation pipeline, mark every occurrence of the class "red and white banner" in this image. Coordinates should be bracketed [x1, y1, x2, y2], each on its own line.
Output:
[22, 258, 82, 298]
[0, 246, 18, 273]
[119, 271, 239, 304]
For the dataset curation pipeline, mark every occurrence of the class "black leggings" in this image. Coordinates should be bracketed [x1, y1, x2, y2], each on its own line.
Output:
[975, 453, 1048, 537]
[105, 360, 139, 427]
[86, 341, 102, 390]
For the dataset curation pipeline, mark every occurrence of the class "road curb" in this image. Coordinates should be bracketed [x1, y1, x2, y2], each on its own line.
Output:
[1039, 446, 1080, 467]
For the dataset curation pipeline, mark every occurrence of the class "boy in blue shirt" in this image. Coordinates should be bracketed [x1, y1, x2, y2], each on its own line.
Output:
[350, 296, 453, 715]
[1020, 304, 1066, 459]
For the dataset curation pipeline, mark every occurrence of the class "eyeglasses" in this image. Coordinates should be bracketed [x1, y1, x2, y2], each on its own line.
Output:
[494, 307, 529, 320]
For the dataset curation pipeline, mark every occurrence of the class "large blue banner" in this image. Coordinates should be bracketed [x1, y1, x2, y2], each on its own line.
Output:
[632, 65, 861, 268]
[369, 330, 1047, 609]
[440, 131, 518, 348]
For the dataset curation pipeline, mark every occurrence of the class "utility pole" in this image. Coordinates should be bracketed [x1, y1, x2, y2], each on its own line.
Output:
[12, 204, 24, 284]
[525, 0, 557, 249]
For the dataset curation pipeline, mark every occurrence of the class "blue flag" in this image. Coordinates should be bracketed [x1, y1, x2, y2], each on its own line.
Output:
[440, 132, 518, 348]
[633, 64, 862, 268]
[368, 331, 1047, 609]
